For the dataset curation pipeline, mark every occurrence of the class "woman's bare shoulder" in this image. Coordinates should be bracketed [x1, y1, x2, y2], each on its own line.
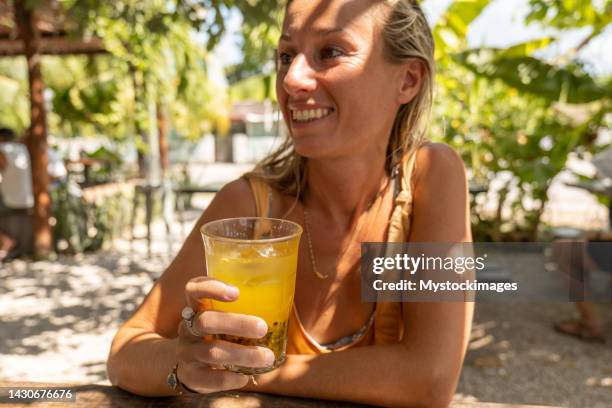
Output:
[204, 177, 257, 219]
[408, 142, 471, 242]
[412, 142, 466, 189]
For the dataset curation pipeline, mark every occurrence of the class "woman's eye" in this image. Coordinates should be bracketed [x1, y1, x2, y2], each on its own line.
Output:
[278, 52, 293, 66]
[320, 47, 343, 60]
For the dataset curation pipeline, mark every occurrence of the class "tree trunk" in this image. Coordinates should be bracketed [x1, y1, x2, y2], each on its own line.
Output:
[15, 0, 52, 258]
[157, 101, 169, 176]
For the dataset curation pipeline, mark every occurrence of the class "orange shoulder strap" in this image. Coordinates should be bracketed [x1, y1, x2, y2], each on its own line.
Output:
[246, 176, 271, 218]
[387, 151, 419, 243]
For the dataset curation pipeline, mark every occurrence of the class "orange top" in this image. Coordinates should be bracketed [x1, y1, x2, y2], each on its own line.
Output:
[246, 153, 418, 354]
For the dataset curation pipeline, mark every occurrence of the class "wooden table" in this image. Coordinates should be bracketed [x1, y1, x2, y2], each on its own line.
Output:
[127, 180, 225, 255]
[173, 182, 225, 237]
[0, 381, 561, 407]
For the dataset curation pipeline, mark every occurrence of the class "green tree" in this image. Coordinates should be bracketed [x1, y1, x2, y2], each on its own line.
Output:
[0, 59, 29, 132]
[0, 0, 282, 255]
[432, 0, 611, 240]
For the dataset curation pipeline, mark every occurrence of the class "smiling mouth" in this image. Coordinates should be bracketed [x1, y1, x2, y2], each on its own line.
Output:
[291, 108, 334, 123]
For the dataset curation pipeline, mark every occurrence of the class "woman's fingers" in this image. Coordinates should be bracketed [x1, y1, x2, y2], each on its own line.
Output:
[196, 340, 275, 368]
[196, 311, 268, 338]
[178, 310, 268, 339]
[184, 277, 239, 308]
[180, 277, 268, 340]
[177, 278, 272, 394]
[177, 363, 249, 394]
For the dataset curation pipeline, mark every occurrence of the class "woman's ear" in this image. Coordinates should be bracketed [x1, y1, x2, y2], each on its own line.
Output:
[397, 59, 426, 105]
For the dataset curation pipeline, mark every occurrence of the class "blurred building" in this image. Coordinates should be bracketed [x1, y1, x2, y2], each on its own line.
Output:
[226, 100, 287, 164]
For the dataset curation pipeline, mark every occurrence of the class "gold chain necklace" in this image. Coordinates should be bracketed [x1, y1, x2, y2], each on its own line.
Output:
[302, 176, 391, 280]
[302, 208, 329, 279]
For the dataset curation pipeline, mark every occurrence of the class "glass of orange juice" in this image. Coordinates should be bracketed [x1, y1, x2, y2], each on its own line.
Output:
[200, 217, 302, 374]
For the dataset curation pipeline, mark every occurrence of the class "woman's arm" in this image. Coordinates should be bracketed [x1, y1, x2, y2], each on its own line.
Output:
[248, 143, 474, 407]
[106, 178, 262, 396]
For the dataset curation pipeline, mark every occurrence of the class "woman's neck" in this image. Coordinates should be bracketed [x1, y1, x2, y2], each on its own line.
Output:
[303, 154, 389, 230]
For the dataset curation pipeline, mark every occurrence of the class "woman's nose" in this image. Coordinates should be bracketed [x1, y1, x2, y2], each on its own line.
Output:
[283, 54, 317, 96]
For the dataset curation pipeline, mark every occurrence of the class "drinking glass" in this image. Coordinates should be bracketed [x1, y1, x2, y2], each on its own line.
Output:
[201, 217, 302, 374]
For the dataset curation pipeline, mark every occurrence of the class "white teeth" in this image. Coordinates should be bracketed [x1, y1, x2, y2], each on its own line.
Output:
[291, 108, 332, 123]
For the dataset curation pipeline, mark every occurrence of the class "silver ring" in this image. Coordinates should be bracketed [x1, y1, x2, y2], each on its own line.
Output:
[181, 306, 202, 337]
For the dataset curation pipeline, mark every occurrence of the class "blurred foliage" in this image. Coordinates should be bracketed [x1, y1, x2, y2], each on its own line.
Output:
[452, 49, 610, 103]
[63, 0, 232, 142]
[0, 0, 280, 143]
[0, 5, 220, 142]
[50, 180, 107, 253]
[80, 146, 124, 186]
[433, 0, 491, 60]
[224, 0, 283, 105]
[526, 0, 611, 32]
[431, 0, 611, 241]
[225, 11, 281, 83]
[229, 73, 277, 102]
[50, 179, 132, 253]
[0, 59, 30, 135]
[42, 55, 132, 138]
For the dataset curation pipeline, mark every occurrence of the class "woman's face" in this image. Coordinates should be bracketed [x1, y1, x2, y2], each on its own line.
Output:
[276, 0, 407, 160]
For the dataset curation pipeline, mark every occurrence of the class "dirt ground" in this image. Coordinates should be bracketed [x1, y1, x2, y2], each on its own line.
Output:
[458, 302, 612, 408]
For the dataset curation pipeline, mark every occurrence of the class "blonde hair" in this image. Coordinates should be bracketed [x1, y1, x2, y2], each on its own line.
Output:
[245, 0, 435, 201]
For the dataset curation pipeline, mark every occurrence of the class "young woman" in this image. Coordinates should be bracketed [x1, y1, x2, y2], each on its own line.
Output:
[107, 1, 474, 406]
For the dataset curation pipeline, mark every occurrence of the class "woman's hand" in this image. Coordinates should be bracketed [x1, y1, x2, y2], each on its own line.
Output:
[176, 276, 275, 394]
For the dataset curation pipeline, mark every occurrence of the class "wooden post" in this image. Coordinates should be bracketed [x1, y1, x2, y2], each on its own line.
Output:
[157, 101, 168, 176]
[15, 0, 52, 258]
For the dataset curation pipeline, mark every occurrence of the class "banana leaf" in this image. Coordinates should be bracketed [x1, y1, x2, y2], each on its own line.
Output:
[452, 48, 611, 103]
[434, 0, 491, 57]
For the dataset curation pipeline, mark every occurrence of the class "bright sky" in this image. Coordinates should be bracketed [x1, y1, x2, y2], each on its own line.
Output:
[210, 0, 612, 83]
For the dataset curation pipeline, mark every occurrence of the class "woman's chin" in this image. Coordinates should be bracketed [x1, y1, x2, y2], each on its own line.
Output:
[292, 139, 334, 159]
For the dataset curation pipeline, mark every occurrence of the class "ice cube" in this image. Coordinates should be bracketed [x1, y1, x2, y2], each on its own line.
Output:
[238, 247, 260, 259]
[256, 246, 277, 258]
[221, 249, 243, 261]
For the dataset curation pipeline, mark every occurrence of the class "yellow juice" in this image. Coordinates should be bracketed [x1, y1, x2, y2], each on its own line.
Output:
[206, 242, 298, 374]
